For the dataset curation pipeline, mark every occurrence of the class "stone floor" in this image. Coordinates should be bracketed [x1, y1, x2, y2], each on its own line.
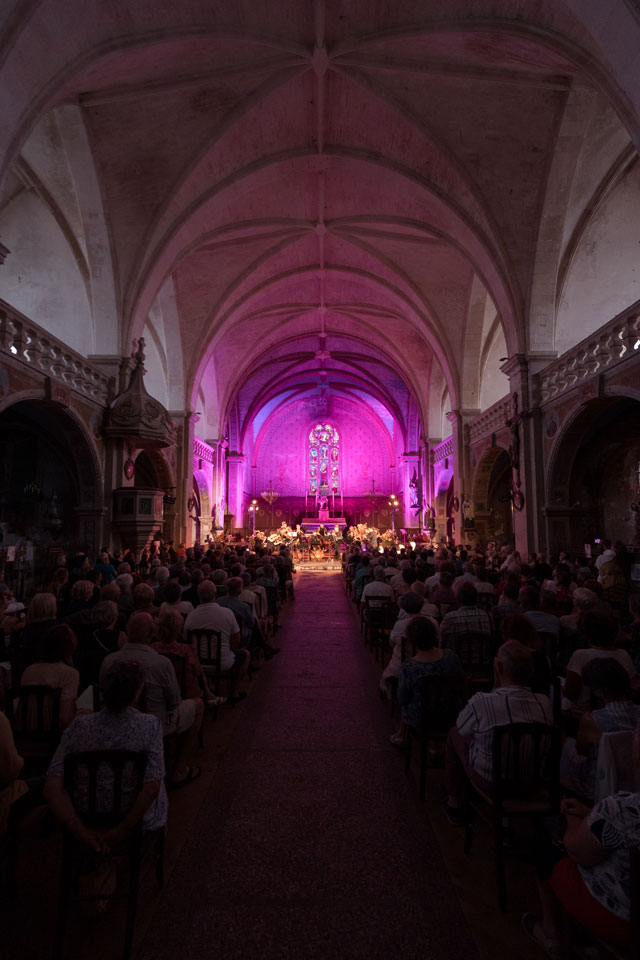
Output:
[2, 571, 545, 960]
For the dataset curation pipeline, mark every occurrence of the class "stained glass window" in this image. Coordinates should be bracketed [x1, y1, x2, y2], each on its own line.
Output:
[308, 422, 340, 495]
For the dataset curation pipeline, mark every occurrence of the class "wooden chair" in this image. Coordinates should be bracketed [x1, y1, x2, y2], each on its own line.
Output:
[476, 593, 496, 614]
[159, 650, 206, 744]
[52, 749, 164, 960]
[463, 722, 561, 913]
[187, 629, 236, 701]
[404, 673, 465, 802]
[0, 820, 18, 898]
[389, 635, 416, 718]
[262, 584, 280, 635]
[446, 630, 496, 693]
[437, 602, 458, 619]
[364, 601, 397, 663]
[7, 685, 62, 775]
[536, 631, 559, 673]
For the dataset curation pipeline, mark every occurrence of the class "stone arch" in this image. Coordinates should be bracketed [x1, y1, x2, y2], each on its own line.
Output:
[545, 393, 640, 551]
[0, 396, 104, 557]
[193, 469, 212, 541]
[471, 445, 513, 545]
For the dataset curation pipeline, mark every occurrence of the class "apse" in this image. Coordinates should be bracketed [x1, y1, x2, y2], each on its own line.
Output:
[253, 394, 394, 501]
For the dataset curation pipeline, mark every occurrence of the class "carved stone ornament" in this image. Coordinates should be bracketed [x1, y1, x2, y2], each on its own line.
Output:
[103, 338, 178, 449]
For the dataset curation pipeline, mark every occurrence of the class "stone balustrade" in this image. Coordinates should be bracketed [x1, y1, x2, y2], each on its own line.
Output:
[0, 299, 111, 405]
[466, 395, 512, 444]
[194, 438, 214, 463]
[430, 436, 453, 463]
[538, 303, 640, 403]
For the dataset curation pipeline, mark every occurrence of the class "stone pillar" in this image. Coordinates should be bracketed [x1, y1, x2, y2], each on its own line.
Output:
[226, 452, 246, 531]
[446, 409, 479, 544]
[500, 354, 548, 557]
[207, 437, 227, 531]
[173, 412, 199, 546]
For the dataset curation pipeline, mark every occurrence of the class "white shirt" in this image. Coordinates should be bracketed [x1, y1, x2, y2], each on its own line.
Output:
[595, 549, 616, 571]
[566, 647, 635, 712]
[183, 602, 240, 671]
[457, 686, 553, 782]
[361, 580, 394, 608]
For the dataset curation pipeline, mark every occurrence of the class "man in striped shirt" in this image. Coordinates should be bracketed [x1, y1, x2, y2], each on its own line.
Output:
[443, 641, 553, 824]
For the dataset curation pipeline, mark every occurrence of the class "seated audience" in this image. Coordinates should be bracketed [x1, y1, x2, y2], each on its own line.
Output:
[160, 581, 194, 618]
[560, 657, 640, 800]
[19, 592, 59, 669]
[361, 565, 395, 610]
[564, 610, 636, 714]
[64, 579, 95, 616]
[151, 609, 224, 706]
[523, 723, 640, 955]
[500, 613, 552, 695]
[430, 571, 457, 607]
[393, 616, 463, 744]
[100, 612, 203, 787]
[45, 659, 167, 850]
[21, 624, 79, 728]
[443, 641, 553, 824]
[440, 583, 493, 656]
[410, 581, 439, 620]
[183, 581, 250, 693]
[380, 592, 426, 696]
[519, 586, 560, 638]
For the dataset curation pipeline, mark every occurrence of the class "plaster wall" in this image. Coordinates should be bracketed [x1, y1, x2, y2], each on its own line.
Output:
[0, 191, 93, 354]
[556, 164, 640, 355]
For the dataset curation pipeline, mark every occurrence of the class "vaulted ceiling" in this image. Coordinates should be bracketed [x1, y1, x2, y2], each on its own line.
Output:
[1, 1, 639, 442]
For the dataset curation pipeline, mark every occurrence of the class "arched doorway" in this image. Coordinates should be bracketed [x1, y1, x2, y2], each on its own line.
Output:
[546, 396, 640, 552]
[188, 477, 201, 544]
[0, 398, 103, 589]
[472, 447, 513, 546]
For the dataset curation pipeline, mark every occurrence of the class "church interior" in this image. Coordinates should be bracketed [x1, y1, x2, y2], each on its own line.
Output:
[2, 2, 640, 958]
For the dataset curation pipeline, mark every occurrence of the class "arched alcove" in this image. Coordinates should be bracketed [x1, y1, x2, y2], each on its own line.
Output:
[472, 446, 513, 545]
[0, 399, 103, 577]
[546, 396, 640, 550]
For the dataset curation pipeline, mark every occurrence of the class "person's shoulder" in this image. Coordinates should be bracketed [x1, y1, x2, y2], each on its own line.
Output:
[566, 647, 588, 668]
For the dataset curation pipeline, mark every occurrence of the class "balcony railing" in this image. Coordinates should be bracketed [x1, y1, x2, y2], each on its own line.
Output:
[0, 299, 111, 406]
[538, 302, 640, 403]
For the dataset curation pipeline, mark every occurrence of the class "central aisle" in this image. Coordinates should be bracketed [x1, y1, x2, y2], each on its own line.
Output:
[137, 572, 479, 960]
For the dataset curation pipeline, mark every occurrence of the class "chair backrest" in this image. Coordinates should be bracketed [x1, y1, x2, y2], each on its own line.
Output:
[452, 631, 495, 674]
[536, 631, 558, 670]
[400, 636, 417, 662]
[418, 674, 465, 735]
[187, 628, 222, 669]
[476, 593, 495, 613]
[491, 722, 559, 804]
[262, 584, 279, 615]
[160, 651, 188, 699]
[63, 750, 147, 829]
[631, 847, 640, 960]
[8, 685, 62, 744]
[594, 730, 636, 803]
[438, 602, 458, 618]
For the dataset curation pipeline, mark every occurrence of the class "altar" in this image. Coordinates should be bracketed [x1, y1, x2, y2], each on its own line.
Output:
[300, 517, 346, 533]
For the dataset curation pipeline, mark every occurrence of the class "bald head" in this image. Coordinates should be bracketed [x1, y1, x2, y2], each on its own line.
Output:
[126, 612, 155, 646]
[198, 580, 217, 603]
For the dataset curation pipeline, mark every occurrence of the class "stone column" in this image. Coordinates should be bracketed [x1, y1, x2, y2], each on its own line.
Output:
[174, 412, 199, 546]
[206, 437, 227, 531]
[500, 354, 549, 556]
[225, 452, 246, 531]
[446, 409, 479, 544]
